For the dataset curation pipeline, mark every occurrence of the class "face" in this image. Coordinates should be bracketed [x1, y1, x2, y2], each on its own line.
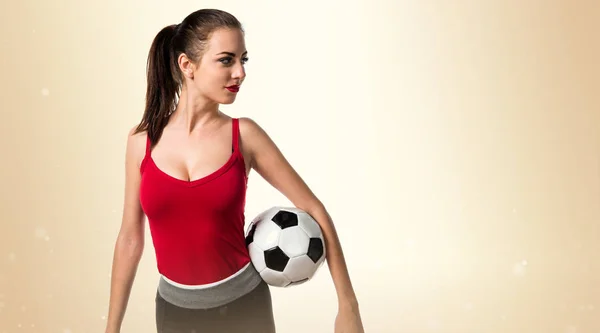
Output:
[179, 27, 248, 105]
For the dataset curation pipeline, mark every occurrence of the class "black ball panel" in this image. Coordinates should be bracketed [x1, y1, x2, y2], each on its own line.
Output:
[264, 246, 290, 272]
[245, 223, 257, 247]
[307, 238, 324, 263]
[271, 210, 298, 229]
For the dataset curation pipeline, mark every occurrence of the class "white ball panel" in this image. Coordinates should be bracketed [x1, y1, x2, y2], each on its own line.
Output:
[260, 268, 291, 288]
[247, 207, 279, 231]
[297, 213, 323, 238]
[278, 227, 310, 258]
[252, 220, 282, 251]
[248, 242, 266, 272]
[282, 255, 318, 282]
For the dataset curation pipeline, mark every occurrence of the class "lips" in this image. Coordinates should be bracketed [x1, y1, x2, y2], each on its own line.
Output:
[226, 85, 240, 93]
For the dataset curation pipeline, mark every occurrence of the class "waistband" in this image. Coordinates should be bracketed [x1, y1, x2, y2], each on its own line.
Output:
[157, 262, 264, 310]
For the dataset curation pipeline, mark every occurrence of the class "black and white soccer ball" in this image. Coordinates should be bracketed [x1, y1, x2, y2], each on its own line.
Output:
[245, 206, 327, 288]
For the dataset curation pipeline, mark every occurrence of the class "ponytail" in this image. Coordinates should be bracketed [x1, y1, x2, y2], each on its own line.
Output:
[134, 24, 180, 145]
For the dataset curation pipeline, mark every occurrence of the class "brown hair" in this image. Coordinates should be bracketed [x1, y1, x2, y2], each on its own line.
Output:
[133, 9, 243, 144]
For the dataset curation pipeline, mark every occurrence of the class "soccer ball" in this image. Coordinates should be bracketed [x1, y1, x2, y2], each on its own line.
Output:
[245, 206, 327, 288]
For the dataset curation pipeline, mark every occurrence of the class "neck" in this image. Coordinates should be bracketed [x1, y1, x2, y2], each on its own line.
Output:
[170, 85, 221, 134]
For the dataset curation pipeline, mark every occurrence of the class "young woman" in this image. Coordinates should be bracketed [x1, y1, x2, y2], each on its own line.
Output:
[104, 8, 364, 333]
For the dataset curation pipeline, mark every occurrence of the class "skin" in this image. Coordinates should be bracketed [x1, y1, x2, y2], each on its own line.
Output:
[105, 27, 364, 333]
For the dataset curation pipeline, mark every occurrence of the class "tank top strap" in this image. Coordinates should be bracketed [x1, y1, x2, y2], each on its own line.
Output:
[139, 133, 153, 174]
[145, 134, 152, 157]
[231, 118, 240, 152]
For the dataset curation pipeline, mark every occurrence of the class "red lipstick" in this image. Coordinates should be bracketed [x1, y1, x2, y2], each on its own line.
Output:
[226, 85, 240, 93]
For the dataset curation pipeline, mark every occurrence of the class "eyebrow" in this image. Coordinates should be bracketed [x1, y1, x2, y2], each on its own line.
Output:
[216, 51, 248, 57]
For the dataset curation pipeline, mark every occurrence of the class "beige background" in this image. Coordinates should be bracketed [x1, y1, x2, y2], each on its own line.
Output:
[1, 0, 599, 332]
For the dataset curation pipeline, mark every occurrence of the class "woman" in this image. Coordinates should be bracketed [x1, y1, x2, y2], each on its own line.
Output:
[104, 8, 364, 333]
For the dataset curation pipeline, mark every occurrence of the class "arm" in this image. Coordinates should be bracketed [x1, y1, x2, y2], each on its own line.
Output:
[239, 117, 360, 310]
[105, 128, 147, 333]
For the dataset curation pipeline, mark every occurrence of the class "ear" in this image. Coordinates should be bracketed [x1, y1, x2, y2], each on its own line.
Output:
[177, 53, 195, 79]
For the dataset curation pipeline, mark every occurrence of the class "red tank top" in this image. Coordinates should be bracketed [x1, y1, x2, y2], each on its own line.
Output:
[139, 118, 251, 285]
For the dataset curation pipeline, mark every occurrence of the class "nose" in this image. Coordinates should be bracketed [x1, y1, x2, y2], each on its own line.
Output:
[233, 62, 246, 83]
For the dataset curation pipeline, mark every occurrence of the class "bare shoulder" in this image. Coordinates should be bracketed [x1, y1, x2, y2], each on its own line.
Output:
[237, 117, 273, 166]
[237, 116, 263, 136]
[125, 124, 148, 170]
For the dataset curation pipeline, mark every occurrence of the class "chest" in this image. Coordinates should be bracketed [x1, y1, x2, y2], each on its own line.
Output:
[139, 154, 248, 221]
[151, 132, 237, 182]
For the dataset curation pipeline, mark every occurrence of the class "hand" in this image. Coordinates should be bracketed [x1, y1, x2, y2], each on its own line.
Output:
[335, 303, 365, 333]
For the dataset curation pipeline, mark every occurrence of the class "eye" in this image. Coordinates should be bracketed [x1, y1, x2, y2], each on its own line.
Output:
[219, 57, 233, 65]
[218, 57, 249, 66]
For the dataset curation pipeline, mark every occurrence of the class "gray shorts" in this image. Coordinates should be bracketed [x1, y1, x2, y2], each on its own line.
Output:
[154, 264, 276, 333]
[155, 280, 276, 333]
